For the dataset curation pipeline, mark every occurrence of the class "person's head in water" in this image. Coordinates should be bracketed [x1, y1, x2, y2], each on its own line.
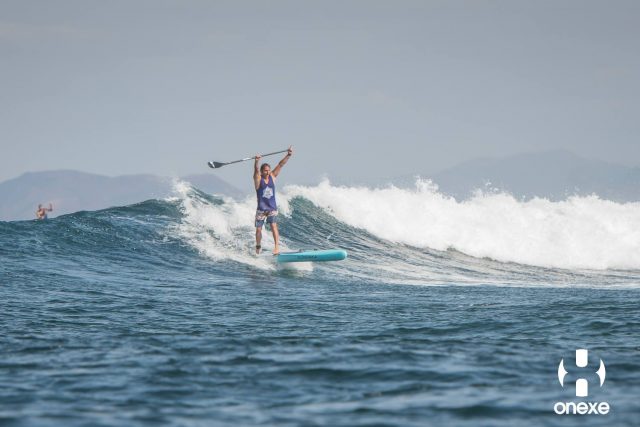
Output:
[260, 163, 271, 176]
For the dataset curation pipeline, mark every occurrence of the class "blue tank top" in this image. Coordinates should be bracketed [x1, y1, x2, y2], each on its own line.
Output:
[256, 175, 277, 211]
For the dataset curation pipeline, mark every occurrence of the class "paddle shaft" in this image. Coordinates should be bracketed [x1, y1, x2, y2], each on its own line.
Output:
[208, 149, 289, 169]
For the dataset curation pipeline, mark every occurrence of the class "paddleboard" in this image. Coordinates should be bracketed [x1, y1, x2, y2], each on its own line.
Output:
[274, 249, 348, 263]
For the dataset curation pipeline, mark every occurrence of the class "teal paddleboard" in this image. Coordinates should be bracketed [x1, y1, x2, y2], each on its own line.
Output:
[276, 249, 347, 263]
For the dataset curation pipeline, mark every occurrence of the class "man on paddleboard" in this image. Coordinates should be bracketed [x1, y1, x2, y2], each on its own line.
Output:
[36, 203, 53, 220]
[254, 146, 293, 255]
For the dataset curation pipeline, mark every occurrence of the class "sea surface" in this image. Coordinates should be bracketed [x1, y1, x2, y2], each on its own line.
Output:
[1, 181, 639, 426]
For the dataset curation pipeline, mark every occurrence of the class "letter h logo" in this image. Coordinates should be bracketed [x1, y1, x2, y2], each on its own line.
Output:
[558, 349, 606, 397]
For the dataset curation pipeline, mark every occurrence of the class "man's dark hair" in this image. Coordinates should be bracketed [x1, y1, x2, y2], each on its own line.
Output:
[260, 163, 271, 172]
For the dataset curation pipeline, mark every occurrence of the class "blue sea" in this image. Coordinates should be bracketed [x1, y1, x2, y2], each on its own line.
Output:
[2, 180, 640, 426]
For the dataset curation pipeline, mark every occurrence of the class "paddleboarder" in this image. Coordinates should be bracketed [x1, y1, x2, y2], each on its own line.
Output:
[36, 203, 53, 220]
[254, 146, 293, 254]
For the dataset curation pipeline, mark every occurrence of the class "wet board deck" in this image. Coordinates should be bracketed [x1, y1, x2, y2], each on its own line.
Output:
[260, 249, 348, 263]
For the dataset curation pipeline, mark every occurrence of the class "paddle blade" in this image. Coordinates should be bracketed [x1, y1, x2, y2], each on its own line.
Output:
[208, 161, 226, 169]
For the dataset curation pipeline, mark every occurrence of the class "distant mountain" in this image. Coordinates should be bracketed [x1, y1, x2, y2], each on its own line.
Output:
[427, 150, 640, 201]
[6, 151, 638, 220]
[0, 170, 244, 221]
[180, 174, 245, 198]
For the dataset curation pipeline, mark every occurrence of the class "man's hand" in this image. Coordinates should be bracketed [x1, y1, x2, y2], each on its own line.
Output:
[255, 154, 262, 161]
[287, 146, 293, 156]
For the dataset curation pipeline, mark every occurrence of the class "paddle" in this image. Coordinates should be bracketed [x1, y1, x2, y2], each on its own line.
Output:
[208, 149, 290, 169]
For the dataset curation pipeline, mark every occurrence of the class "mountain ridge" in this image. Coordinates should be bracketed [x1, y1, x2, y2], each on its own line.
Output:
[0, 170, 244, 221]
[430, 150, 640, 201]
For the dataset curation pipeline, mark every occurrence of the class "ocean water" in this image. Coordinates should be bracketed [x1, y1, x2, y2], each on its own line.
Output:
[1, 180, 639, 427]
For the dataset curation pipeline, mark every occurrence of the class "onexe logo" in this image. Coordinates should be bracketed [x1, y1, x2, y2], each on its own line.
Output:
[554, 349, 610, 415]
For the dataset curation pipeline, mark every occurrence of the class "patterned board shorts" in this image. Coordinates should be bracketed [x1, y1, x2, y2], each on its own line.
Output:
[255, 210, 278, 228]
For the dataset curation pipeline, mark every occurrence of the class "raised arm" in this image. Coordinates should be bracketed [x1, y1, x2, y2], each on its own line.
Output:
[272, 146, 293, 178]
[253, 154, 262, 190]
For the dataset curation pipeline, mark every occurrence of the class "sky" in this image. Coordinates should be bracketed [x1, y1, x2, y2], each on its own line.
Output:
[1, 0, 639, 188]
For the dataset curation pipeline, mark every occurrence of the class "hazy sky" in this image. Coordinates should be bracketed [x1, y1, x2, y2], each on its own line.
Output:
[2, 0, 639, 187]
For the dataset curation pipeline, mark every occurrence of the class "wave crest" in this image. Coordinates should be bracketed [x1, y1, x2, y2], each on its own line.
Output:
[284, 179, 640, 270]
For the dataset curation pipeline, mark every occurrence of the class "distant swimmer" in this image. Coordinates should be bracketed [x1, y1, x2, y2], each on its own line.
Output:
[36, 203, 53, 220]
[254, 146, 293, 255]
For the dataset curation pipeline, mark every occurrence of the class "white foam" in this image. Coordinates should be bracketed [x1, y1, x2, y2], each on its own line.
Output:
[285, 179, 640, 270]
[168, 180, 310, 272]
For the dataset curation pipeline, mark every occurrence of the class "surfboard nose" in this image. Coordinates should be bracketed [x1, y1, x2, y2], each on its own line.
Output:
[334, 250, 347, 261]
[276, 249, 348, 263]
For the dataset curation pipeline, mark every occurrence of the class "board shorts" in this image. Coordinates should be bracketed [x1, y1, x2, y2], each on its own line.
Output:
[255, 210, 278, 228]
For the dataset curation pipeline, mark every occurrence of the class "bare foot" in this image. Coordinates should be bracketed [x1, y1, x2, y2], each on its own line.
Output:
[256, 245, 261, 254]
